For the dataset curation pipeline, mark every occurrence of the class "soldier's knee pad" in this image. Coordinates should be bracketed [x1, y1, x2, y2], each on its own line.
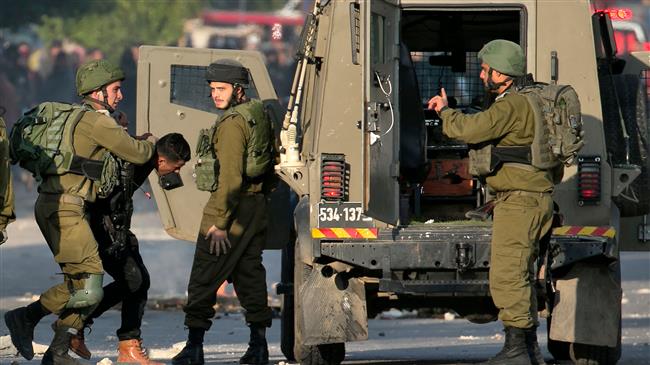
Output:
[66, 273, 104, 309]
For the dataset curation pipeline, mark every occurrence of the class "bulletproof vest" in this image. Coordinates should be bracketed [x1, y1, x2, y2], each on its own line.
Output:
[467, 84, 584, 176]
[193, 99, 274, 192]
[9, 102, 120, 198]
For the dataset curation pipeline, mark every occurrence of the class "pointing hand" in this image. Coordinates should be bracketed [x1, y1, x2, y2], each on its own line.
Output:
[427, 87, 449, 113]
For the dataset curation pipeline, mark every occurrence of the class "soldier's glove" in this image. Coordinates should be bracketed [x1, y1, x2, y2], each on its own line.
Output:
[0, 229, 6, 245]
[206, 225, 231, 256]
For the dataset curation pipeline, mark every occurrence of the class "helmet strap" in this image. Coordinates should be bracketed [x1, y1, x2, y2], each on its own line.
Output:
[83, 86, 115, 113]
[486, 68, 512, 91]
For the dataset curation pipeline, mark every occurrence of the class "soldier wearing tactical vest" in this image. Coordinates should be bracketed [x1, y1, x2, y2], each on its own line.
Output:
[172, 59, 275, 365]
[67, 133, 190, 365]
[428, 40, 555, 365]
[4, 59, 155, 365]
[0, 113, 15, 244]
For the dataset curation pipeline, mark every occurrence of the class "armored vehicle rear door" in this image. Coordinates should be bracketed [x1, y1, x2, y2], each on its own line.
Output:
[136, 46, 290, 248]
[361, 0, 401, 225]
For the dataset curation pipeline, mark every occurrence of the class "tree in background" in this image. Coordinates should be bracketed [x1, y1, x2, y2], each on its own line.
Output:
[35, 0, 205, 64]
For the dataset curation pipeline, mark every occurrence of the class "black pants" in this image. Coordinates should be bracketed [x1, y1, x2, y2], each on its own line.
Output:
[184, 194, 272, 330]
[89, 223, 150, 341]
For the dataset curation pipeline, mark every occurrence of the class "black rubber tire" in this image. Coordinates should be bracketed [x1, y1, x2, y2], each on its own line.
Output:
[280, 241, 296, 361]
[549, 261, 623, 365]
[292, 244, 346, 365]
[546, 316, 571, 362]
[570, 340, 621, 365]
[569, 318, 622, 365]
[296, 343, 346, 365]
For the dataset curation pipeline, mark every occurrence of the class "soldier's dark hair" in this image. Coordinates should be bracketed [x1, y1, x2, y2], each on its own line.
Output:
[156, 133, 191, 162]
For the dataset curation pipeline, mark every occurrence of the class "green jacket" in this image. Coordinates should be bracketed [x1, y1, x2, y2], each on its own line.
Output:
[0, 117, 15, 230]
[38, 109, 154, 202]
[440, 91, 559, 193]
[200, 103, 270, 234]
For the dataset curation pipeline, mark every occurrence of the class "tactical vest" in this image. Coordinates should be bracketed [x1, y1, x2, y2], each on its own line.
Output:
[10, 102, 120, 198]
[194, 99, 274, 192]
[468, 84, 583, 176]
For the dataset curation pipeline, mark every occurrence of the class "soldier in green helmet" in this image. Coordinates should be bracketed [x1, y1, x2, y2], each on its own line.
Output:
[428, 39, 556, 365]
[172, 59, 275, 365]
[4, 59, 156, 365]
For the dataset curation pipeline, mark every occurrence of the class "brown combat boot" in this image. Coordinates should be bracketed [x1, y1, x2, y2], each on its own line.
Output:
[117, 339, 164, 365]
[69, 330, 92, 360]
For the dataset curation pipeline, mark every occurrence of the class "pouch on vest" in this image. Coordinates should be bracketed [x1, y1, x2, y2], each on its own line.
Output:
[9, 102, 112, 190]
[469, 144, 502, 176]
[193, 124, 220, 192]
[96, 153, 120, 199]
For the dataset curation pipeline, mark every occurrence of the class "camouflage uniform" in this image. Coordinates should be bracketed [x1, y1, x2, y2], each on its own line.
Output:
[184, 101, 273, 331]
[441, 91, 554, 329]
[35, 109, 154, 330]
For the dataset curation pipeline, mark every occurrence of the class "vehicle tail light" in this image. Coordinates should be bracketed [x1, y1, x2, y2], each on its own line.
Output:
[321, 154, 347, 201]
[578, 156, 601, 206]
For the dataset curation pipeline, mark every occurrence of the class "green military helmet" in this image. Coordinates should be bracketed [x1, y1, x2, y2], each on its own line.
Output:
[75, 59, 125, 96]
[478, 39, 526, 77]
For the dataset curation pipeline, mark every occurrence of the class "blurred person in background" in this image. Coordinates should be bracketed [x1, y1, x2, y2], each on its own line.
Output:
[119, 44, 139, 135]
[0, 58, 20, 125]
[87, 48, 105, 61]
[39, 50, 76, 103]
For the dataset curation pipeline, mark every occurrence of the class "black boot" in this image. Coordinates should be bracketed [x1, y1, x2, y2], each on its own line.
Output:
[172, 342, 205, 365]
[4, 307, 37, 360]
[524, 328, 547, 365]
[482, 327, 532, 365]
[41, 326, 87, 365]
[239, 323, 269, 365]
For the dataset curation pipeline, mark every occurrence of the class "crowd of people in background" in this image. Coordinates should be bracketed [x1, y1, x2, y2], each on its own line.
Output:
[0, 40, 134, 127]
[0, 32, 297, 191]
[0, 39, 141, 190]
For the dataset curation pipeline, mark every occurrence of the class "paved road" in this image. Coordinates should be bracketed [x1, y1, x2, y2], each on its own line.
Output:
[1, 251, 648, 364]
[1, 185, 648, 364]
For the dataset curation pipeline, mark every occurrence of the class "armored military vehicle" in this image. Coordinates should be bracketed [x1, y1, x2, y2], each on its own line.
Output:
[137, 0, 649, 364]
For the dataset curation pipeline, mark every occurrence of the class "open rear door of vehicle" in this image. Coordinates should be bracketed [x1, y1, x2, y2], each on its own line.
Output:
[137, 46, 290, 248]
[361, 0, 400, 225]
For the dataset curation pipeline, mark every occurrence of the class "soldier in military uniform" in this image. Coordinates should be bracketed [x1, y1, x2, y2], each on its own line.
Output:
[428, 40, 554, 365]
[67, 133, 191, 364]
[172, 59, 275, 365]
[0, 111, 15, 244]
[4, 59, 156, 365]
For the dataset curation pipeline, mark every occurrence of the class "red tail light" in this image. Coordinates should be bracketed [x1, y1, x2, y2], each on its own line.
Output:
[321, 154, 347, 201]
[578, 156, 601, 206]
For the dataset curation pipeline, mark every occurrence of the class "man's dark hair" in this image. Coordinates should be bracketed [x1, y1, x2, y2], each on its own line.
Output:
[156, 133, 191, 162]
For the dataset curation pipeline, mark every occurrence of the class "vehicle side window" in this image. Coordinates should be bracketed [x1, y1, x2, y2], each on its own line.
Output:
[412, 51, 484, 110]
[170, 64, 260, 114]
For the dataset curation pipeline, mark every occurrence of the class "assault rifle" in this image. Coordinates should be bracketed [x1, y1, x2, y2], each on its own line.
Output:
[104, 160, 135, 259]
